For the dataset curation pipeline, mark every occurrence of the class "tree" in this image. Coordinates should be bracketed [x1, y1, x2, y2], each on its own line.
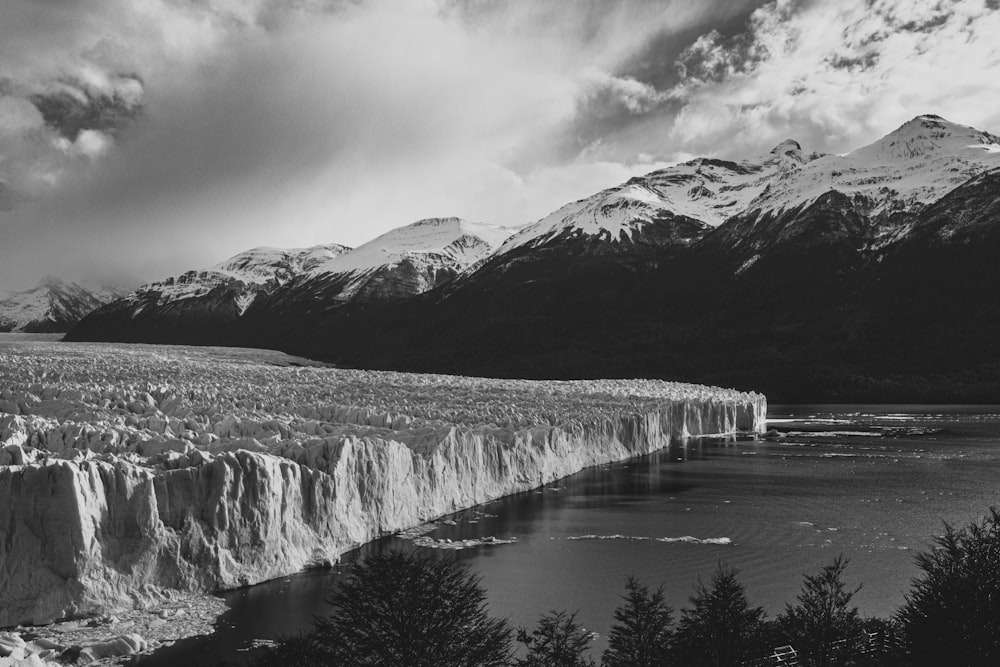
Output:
[257, 550, 512, 666]
[673, 563, 766, 667]
[896, 509, 1000, 666]
[516, 610, 595, 667]
[602, 576, 674, 667]
[777, 555, 863, 666]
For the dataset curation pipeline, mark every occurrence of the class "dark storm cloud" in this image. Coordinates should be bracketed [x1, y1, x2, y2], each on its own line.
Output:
[29, 75, 144, 141]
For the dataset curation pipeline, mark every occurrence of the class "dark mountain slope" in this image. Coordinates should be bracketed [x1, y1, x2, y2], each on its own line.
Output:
[225, 177, 1000, 402]
[68, 118, 1000, 401]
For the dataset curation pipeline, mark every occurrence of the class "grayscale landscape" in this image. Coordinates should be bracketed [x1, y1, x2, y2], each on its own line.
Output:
[2, 1, 1000, 666]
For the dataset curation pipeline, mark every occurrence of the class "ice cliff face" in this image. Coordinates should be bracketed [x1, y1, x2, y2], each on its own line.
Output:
[0, 340, 765, 627]
[0, 277, 123, 333]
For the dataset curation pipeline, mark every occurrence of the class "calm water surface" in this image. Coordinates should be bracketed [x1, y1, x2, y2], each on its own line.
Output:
[141, 405, 1000, 665]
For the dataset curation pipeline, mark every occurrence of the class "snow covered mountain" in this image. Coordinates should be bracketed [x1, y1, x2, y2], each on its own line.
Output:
[67, 243, 351, 342]
[499, 115, 999, 259]
[734, 115, 1000, 218]
[69, 114, 1000, 401]
[127, 243, 352, 319]
[213, 244, 351, 283]
[0, 277, 123, 333]
[724, 115, 1000, 254]
[69, 217, 513, 343]
[497, 139, 816, 256]
[291, 217, 515, 302]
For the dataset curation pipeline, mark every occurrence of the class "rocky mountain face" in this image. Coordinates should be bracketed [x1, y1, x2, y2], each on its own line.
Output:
[0, 277, 123, 333]
[70, 115, 1000, 401]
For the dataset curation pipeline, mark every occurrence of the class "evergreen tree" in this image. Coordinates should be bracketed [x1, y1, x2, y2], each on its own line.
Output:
[673, 563, 766, 667]
[896, 509, 1000, 666]
[516, 610, 596, 667]
[777, 555, 863, 666]
[256, 550, 511, 666]
[602, 576, 674, 667]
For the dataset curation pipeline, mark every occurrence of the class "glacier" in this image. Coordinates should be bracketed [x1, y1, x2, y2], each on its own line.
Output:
[0, 339, 765, 628]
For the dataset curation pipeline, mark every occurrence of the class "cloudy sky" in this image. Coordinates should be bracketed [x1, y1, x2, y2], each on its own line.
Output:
[2, 0, 1000, 289]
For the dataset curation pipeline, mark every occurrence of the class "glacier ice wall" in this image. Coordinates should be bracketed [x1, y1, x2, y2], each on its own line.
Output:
[0, 341, 765, 626]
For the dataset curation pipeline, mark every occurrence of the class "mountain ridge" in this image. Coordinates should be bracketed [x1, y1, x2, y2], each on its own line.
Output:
[66, 217, 515, 343]
[68, 115, 1000, 401]
[0, 277, 124, 333]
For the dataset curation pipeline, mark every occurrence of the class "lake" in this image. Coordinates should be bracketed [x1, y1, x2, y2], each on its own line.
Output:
[140, 404, 1000, 665]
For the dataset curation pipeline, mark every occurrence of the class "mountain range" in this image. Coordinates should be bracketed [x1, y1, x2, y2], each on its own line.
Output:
[0, 277, 123, 333]
[67, 114, 1000, 401]
[64, 217, 513, 342]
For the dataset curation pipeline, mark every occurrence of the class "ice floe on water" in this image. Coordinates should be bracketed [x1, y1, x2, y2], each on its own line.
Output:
[411, 536, 520, 550]
[566, 534, 733, 545]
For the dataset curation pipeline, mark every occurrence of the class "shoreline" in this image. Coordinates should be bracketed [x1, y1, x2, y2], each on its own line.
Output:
[3, 593, 227, 666]
[1, 339, 764, 660]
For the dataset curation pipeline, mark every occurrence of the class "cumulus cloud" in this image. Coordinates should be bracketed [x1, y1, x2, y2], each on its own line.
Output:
[663, 0, 1000, 156]
[580, 69, 669, 116]
[2, 0, 997, 291]
[0, 0, 738, 289]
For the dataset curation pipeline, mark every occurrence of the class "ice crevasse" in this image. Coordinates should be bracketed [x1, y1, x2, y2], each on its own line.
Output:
[0, 341, 766, 627]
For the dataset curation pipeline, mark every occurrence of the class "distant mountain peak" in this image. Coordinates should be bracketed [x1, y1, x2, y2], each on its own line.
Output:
[852, 114, 1000, 159]
[408, 216, 467, 228]
[310, 217, 515, 278]
[770, 139, 803, 154]
[212, 244, 352, 283]
[36, 275, 65, 289]
[0, 277, 124, 332]
[78, 217, 518, 329]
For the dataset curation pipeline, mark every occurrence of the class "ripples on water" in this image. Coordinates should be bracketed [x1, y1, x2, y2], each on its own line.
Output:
[141, 405, 1000, 665]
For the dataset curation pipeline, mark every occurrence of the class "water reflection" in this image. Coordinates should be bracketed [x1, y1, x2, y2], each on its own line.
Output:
[139, 407, 1000, 665]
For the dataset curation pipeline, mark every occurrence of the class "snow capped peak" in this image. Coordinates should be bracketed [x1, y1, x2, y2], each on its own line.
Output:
[498, 114, 1000, 257]
[35, 275, 72, 291]
[849, 114, 1000, 162]
[747, 114, 1000, 217]
[104, 218, 515, 317]
[770, 139, 803, 155]
[0, 276, 123, 332]
[496, 182, 675, 253]
[313, 217, 515, 275]
[762, 139, 811, 172]
[498, 150, 796, 254]
[212, 244, 351, 284]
